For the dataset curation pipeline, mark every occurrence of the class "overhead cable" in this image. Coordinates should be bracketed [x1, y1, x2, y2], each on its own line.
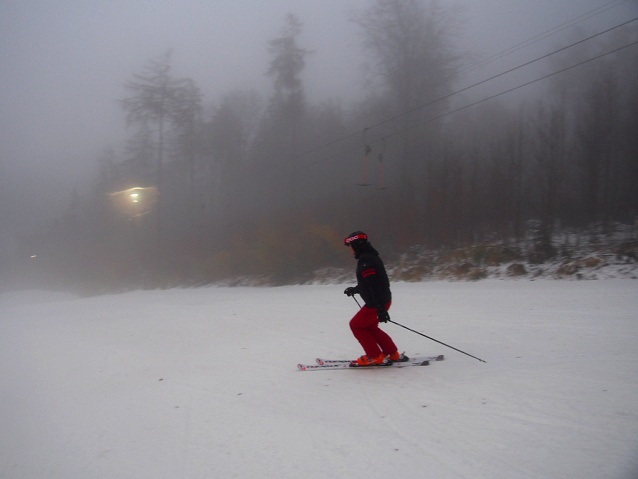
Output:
[237, 17, 638, 181]
[460, 0, 631, 76]
[297, 38, 638, 173]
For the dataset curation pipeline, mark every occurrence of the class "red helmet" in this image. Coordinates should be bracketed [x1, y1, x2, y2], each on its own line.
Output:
[344, 231, 368, 247]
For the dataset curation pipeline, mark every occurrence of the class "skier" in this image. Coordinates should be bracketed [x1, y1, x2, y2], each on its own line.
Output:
[343, 231, 408, 366]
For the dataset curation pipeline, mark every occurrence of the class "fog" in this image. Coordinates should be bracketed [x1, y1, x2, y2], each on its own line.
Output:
[1, 0, 637, 291]
[1, 0, 371, 229]
[1, 0, 633, 223]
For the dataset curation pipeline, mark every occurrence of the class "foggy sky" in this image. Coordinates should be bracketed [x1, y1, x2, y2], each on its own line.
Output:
[1, 0, 636, 232]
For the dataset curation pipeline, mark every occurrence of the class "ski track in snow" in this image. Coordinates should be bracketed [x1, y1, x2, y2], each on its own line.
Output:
[1, 280, 637, 479]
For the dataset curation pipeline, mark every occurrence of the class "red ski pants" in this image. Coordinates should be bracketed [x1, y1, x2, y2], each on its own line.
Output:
[349, 302, 397, 358]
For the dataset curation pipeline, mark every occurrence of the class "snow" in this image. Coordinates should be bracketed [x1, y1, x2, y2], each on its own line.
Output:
[1, 280, 637, 479]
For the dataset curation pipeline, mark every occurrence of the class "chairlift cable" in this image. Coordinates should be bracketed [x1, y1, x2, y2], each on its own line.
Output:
[222, 17, 638, 186]
[460, 0, 631, 76]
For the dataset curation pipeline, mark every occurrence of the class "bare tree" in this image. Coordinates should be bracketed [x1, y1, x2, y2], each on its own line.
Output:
[266, 13, 309, 123]
[353, 0, 461, 115]
[352, 0, 463, 241]
[120, 50, 185, 243]
[259, 13, 312, 213]
[532, 101, 566, 250]
[170, 78, 204, 233]
[205, 90, 263, 246]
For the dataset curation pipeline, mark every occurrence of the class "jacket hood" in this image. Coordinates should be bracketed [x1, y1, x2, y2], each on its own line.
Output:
[354, 241, 379, 259]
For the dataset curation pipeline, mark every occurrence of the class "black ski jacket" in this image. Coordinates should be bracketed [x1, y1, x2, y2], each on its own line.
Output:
[354, 243, 392, 308]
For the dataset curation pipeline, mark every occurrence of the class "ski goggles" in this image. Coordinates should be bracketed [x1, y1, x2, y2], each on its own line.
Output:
[344, 233, 368, 246]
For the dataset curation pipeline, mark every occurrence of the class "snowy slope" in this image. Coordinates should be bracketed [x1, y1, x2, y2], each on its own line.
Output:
[1, 280, 637, 479]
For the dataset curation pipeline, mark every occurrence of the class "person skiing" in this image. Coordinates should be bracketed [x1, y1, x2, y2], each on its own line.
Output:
[343, 231, 408, 367]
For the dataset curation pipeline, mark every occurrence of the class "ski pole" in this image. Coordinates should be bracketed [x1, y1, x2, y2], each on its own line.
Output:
[350, 296, 485, 363]
[388, 319, 486, 363]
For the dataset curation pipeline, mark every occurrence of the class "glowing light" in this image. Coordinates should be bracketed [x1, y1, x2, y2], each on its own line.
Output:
[108, 186, 157, 217]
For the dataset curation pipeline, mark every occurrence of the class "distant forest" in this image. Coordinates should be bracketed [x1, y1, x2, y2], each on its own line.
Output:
[17, 1, 638, 292]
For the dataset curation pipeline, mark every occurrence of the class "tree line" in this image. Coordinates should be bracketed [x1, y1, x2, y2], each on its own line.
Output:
[16, 1, 638, 292]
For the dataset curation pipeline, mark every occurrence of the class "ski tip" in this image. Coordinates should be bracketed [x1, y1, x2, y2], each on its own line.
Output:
[297, 364, 306, 371]
[436, 355, 444, 361]
[316, 358, 324, 365]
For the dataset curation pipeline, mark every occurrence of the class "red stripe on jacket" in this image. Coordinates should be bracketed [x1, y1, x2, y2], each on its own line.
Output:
[362, 268, 376, 278]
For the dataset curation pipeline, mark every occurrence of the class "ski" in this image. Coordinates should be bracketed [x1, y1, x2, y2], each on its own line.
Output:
[297, 354, 444, 371]
[316, 354, 444, 365]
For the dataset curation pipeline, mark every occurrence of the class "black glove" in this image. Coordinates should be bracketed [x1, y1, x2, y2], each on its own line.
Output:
[377, 306, 390, 323]
[344, 286, 358, 297]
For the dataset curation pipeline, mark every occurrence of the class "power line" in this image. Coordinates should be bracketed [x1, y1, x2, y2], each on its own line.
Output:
[234, 16, 638, 184]
[459, 0, 631, 76]
[296, 38, 638, 174]
[363, 16, 638, 136]
[380, 40, 638, 144]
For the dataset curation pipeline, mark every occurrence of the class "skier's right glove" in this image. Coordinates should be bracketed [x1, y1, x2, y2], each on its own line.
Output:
[344, 286, 358, 297]
[377, 306, 390, 323]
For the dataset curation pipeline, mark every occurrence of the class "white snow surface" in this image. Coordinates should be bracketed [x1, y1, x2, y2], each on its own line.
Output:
[1, 280, 637, 479]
